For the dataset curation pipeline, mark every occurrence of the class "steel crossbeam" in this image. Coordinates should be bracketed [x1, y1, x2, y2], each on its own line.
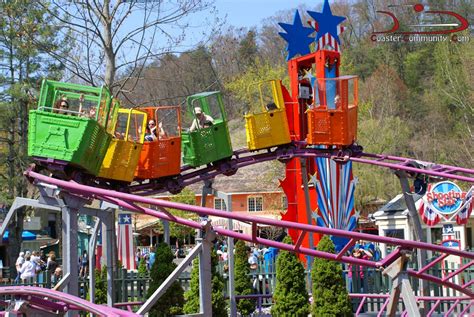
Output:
[418, 253, 449, 275]
[336, 238, 356, 260]
[293, 230, 307, 252]
[348, 294, 472, 317]
[442, 260, 473, 282]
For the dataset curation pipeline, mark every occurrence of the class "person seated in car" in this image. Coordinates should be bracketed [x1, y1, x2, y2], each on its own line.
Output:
[189, 107, 214, 132]
[265, 102, 278, 111]
[54, 97, 70, 115]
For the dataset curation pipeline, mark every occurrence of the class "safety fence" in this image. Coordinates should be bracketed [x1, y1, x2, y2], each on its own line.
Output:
[215, 257, 474, 315]
[1, 257, 472, 315]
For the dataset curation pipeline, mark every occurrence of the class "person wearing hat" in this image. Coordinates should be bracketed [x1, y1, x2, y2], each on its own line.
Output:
[189, 107, 214, 132]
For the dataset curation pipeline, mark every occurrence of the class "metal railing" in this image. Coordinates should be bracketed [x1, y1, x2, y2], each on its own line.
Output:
[1, 257, 472, 315]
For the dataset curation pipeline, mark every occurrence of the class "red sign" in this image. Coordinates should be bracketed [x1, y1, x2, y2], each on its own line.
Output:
[373, 3, 469, 35]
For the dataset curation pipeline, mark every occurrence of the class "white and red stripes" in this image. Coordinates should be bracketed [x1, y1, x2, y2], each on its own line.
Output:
[307, 20, 345, 52]
[419, 184, 441, 226]
[117, 213, 136, 270]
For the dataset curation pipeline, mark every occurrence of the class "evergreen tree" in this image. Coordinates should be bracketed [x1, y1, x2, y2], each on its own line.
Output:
[90, 266, 107, 304]
[0, 0, 65, 278]
[183, 257, 200, 313]
[272, 236, 310, 316]
[234, 240, 255, 316]
[312, 236, 352, 317]
[137, 258, 147, 277]
[183, 249, 227, 316]
[147, 243, 184, 316]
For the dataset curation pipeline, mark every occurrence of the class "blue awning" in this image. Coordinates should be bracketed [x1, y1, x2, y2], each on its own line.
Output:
[2, 230, 37, 242]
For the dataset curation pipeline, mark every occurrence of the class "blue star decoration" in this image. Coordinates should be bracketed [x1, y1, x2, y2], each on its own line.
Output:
[308, 0, 346, 45]
[278, 10, 314, 61]
[119, 214, 131, 224]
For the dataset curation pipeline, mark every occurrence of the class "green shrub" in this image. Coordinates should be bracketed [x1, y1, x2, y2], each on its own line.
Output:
[312, 236, 352, 317]
[183, 248, 227, 316]
[137, 258, 147, 277]
[271, 236, 309, 316]
[90, 266, 107, 304]
[234, 240, 255, 315]
[147, 243, 184, 316]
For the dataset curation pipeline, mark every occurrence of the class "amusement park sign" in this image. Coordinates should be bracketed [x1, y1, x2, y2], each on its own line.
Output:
[426, 182, 467, 215]
[419, 181, 473, 226]
[371, 3, 470, 43]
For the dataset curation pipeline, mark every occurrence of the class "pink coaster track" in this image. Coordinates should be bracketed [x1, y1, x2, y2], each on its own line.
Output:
[25, 170, 474, 299]
[125, 146, 474, 195]
[0, 286, 138, 316]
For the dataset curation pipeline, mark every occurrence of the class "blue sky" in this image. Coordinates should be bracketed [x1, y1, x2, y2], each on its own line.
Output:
[177, 0, 322, 48]
[113, 1, 324, 63]
[215, 0, 319, 27]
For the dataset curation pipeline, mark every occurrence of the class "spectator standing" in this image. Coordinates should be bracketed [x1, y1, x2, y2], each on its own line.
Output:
[148, 247, 156, 270]
[348, 247, 364, 292]
[14, 252, 25, 284]
[221, 246, 228, 262]
[135, 248, 142, 267]
[52, 267, 62, 286]
[263, 247, 279, 276]
[79, 250, 89, 278]
[247, 247, 258, 289]
[31, 251, 45, 272]
[20, 255, 37, 282]
[46, 251, 55, 266]
[252, 244, 262, 260]
[46, 253, 58, 276]
[39, 250, 47, 264]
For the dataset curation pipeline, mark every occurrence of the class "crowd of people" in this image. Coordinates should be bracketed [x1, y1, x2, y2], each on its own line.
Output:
[135, 247, 156, 270]
[14, 250, 62, 285]
[214, 240, 279, 293]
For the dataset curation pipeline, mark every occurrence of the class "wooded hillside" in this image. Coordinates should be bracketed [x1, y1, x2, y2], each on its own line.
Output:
[1, 0, 472, 211]
[119, 1, 472, 209]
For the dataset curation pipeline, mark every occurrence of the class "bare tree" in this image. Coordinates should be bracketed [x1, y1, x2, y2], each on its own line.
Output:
[37, 0, 218, 95]
[260, 226, 285, 241]
[124, 45, 220, 106]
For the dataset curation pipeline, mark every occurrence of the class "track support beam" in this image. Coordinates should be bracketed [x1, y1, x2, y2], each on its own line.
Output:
[384, 251, 420, 317]
[137, 243, 203, 315]
[300, 158, 315, 269]
[198, 221, 216, 316]
[396, 170, 428, 314]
